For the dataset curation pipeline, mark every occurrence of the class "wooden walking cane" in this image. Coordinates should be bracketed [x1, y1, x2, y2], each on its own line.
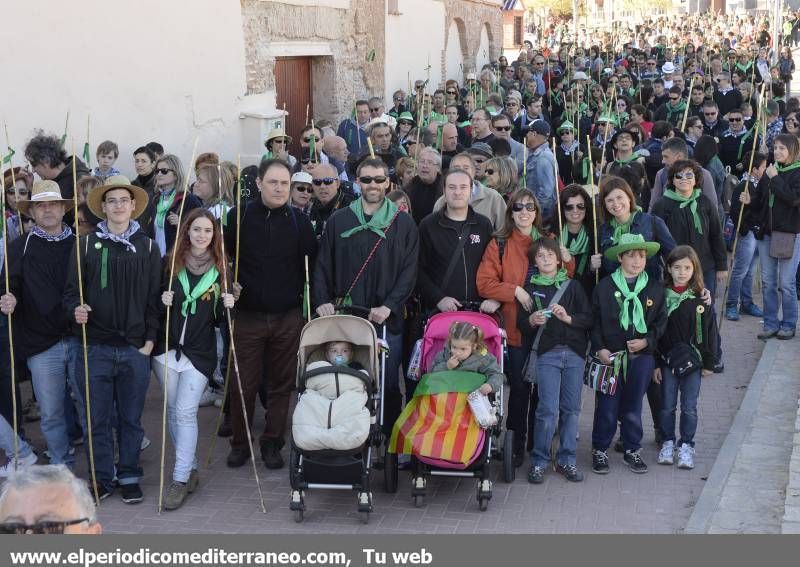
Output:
[680, 76, 695, 132]
[304, 256, 312, 324]
[206, 154, 243, 466]
[70, 145, 100, 505]
[218, 197, 267, 514]
[719, 83, 767, 331]
[0, 152, 19, 471]
[552, 139, 563, 236]
[158, 138, 199, 514]
[587, 135, 599, 284]
[4, 125, 23, 237]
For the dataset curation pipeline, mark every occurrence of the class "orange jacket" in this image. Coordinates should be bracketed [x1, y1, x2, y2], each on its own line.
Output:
[477, 230, 574, 347]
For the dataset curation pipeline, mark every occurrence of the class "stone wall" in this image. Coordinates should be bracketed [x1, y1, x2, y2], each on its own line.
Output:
[443, 0, 502, 79]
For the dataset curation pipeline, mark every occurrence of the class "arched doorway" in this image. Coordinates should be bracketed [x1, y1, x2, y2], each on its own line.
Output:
[445, 19, 466, 82]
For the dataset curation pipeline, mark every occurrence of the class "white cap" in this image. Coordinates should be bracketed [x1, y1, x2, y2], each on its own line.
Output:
[291, 172, 313, 184]
[466, 72, 477, 81]
[662, 62, 676, 74]
[572, 71, 588, 81]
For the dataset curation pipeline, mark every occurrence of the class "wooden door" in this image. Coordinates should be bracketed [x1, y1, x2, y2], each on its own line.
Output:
[275, 56, 313, 158]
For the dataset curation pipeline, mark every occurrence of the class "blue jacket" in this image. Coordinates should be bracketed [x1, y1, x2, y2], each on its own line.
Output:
[598, 210, 676, 280]
[336, 118, 369, 153]
[524, 144, 557, 220]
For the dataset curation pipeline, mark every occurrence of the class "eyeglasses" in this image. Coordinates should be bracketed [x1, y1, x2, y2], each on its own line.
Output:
[704, 112, 717, 116]
[728, 117, 743, 122]
[564, 203, 586, 211]
[512, 202, 536, 212]
[104, 197, 132, 207]
[506, 101, 518, 107]
[294, 185, 313, 193]
[484, 169, 495, 176]
[303, 137, 321, 144]
[0, 518, 89, 535]
[312, 177, 337, 186]
[358, 176, 388, 184]
[494, 126, 512, 131]
[674, 171, 695, 180]
[156, 168, 173, 175]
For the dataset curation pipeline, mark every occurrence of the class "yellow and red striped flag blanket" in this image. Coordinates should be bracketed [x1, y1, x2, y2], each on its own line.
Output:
[388, 371, 485, 468]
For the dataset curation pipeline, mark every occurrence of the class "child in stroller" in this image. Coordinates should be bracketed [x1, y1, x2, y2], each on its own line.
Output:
[431, 321, 503, 396]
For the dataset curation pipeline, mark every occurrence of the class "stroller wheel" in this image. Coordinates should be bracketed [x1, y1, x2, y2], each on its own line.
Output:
[413, 494, 425, 508]
[384, 451, 398, 493]
[478, 497, 489, 512]
[359, 510, 370, 524]
[502, 430, 516, 483]
[294, 508, 304, 523]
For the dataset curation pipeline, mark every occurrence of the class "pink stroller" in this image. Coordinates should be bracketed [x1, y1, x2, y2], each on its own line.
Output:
[385, 310, 514, 511]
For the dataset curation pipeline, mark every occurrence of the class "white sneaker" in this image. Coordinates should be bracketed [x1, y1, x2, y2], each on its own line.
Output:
[657, 440, 674, 465]
[677, 443, 695, 469]
[140, 436, 151, 451]
[198, 386, 222, 407]
[0, 452, 38, 477]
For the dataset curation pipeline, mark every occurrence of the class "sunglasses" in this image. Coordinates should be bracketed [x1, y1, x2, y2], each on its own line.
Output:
[370, 108, 381, 113]
[303, 137, 321, 143]
[312, 177, 337, 186]
[512, 202, 536, 212]
[294, 185, 313, 193]
[670, 97, 680, 102]
[564, 203, 586, 211]
[156, 168, 174, 175]
[399, 120, 413, 126]
[358, 176, 388, 184]
[728, 117, 743, 122]
[300, 158, 315, 165]
[704, 112, 717, 116]
[674, 171, 695, 180]
[0, 518, 89, 534]
[494, 126, 512, 131]
[447, 90, 457, 95]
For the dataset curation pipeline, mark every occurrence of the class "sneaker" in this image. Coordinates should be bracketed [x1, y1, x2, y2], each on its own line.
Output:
[591, 449, 609, 474]
[777, 329, 796, 340]
[740, 303, 763, 318]
[527, 465, 545, 484]
[187, 469, 199, 493]
[657, 440, 675, 465]
[623, 449, 648, 474]
[87, 482, 112, 501]
[120, 483, 143, 504]
[0, 452, 38, 477]
[758, 328, 778, 340]
[198, 386, 222, 407]
[713, 361, 725, 374]
[140, 436, 151, 451]
[677, 443, 695, 469]
[555, 463, 584, 482]
[163, 481, 188, 511]
[725, 305, 740, 321]
[260, 442, 284, 470]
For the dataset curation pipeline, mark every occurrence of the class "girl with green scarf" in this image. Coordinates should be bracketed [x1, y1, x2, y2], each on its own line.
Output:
[152, 209, 236, 511]
[589, 233, 667, 476]
[654, 246, 717, 471]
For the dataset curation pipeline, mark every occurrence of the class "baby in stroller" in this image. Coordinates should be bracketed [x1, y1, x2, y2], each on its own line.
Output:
[323, 341, 365, 371]
[431, 321, 503, 396]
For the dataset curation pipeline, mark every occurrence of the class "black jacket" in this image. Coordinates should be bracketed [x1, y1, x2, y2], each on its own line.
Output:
[142, 190, 202, 257]
[718, 129, 754, 170]
[729, 177, 763, 236]
[416, 207, 493, 311]
[405, 174, 443, 225]
[651, 192, 727, 272]
[713, 88, 743, 118]
[63, 229, 161, 348]
[310, 190, 355, 239]
[132, 171, 157, 200]
[749, 167, 800, 236]
[590, 274, 667, 355]
[225, 200, 317, 314]
[657, 294, 717, 372]
[702, 118, 729, 140]
[313, 203, 418, 333]
[517, 279, 592, 357]
[5, 232, 75, 357]
[53, 157, 90, 225]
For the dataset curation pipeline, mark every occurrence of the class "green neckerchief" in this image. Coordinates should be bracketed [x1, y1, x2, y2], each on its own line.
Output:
[156, 189, 177, 228]
[664, 188, 703, 234]
[563, 225, 589, 275]
[340, 198, 398, 239]
[665, 100, 687, 122]
[177, 267, 220, 318]
[735, 60, 753, 73]
[609, 208, 640, 244]
[613, 151, 640, 166]
[530, 267, 568, 287]
[610, 268, 649, 334]
[664, 286, 695, 316]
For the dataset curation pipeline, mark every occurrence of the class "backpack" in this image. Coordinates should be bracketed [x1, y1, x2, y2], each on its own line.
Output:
[721, 168, 740, 213]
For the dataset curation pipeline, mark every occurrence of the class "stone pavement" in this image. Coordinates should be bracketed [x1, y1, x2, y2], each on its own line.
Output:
[54, 302, 762, 534]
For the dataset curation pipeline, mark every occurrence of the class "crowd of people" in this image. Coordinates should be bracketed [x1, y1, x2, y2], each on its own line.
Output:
[1, 9, 800, 532]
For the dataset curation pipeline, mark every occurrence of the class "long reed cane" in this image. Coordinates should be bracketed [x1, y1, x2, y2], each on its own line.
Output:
[218, 202, 267, 514]
[587, 135, 599, 284]
[158, 138, 199, 514]
[680, 76, 695, 132]
[0, 153, 18, 470]
[552, 139, 563, 235]
[70, 147, 100, 505]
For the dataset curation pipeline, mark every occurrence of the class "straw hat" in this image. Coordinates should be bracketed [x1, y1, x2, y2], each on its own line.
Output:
[16, 180, 74, 216]
[86, 175, 149, 220]
[264, 128, 292, 147]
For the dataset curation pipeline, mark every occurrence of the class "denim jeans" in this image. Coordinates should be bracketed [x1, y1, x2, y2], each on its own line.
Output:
[592, 354, 655, 452]
[0, 412, 33, 459]
[153, 351, 206, 483]
[727, 230, 759, 309]
[756, 233, 800, 332]
[72, 343, 151, 490]
[659, 365, 701, 447]
[530, 346, 583, 467]
[27, 338, 84, 467]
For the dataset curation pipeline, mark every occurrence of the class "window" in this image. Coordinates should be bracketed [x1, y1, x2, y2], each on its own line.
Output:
[514, 16, 523, 46]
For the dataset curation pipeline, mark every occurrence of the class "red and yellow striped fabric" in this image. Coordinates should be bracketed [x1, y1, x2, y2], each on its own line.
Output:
[389, 391, 482, 467]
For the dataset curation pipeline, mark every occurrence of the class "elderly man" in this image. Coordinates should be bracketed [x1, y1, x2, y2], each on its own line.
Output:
[322, 135, 350, 181]
[440, 123, 462, 170]
[404, 147, 443, 225]
[314, 158, 418, 437]
[310, 163, 354, 238]
[433, 153, 506, 229]
[368, 97, 397, 129]
[523, 120, 558, 220]
[0, 465, 102, 534]
[367, 121, 403, 176]
[470, 108, 495, 145]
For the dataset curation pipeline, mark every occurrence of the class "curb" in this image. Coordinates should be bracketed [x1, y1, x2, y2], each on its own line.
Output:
[781, 394, 800, 533]
[684, 340, 779, 534]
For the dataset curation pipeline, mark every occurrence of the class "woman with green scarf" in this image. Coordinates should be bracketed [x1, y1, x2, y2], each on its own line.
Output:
[148, 154, 202, 258]
[517, 238, 592, 484]
[152, 209, 235, 510]
[557, 184, 597, 295]
[589, 233, 667, 476]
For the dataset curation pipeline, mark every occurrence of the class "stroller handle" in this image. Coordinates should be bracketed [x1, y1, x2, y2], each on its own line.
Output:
[333, 304, 374, 319]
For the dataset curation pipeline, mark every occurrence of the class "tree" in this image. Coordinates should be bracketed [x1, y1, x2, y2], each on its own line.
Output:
[527, 0, 573, 17]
